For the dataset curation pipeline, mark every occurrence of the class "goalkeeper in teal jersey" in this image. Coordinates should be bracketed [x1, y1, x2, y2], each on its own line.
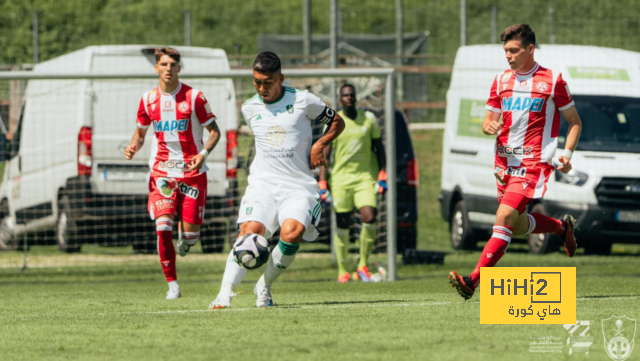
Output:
[319, 84, 386, 283]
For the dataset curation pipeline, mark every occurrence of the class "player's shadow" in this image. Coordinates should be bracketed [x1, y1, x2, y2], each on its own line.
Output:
[579, 294, 640, 299]
[276, 299, 405, 307]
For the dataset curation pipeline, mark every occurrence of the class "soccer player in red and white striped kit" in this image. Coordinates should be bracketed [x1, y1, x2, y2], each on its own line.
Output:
[449, 24, 583, 300]
[125, 47, 221, 299]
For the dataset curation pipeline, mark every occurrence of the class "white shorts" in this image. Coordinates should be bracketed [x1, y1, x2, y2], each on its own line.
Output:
[237, 181, 322, 241]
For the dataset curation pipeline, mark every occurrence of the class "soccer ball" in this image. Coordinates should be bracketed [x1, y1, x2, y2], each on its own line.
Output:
[233, 233, 270, 270]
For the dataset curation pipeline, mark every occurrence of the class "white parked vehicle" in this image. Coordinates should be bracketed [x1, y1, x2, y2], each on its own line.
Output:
[439, 44, 640, 255]
[0, 45, 239, 253]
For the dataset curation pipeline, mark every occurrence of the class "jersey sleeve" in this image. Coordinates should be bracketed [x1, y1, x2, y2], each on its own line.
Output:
[485, 75, 502, 113]
[366, 112, 382, 139]
[136, 96, 151, 129]
[240, 105, 252, 131]
[305, 91, 336, 125]
[553, 73, 575, 111]
[194, 91, 216, 126]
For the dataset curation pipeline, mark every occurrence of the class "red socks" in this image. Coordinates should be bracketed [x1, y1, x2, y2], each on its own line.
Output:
[469, 225, 512, 289]
[156, 218, 176, 282]
[529, 213, 565, 235]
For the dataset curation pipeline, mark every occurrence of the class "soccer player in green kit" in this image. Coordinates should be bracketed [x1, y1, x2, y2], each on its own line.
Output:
[319, 84, 387, 283]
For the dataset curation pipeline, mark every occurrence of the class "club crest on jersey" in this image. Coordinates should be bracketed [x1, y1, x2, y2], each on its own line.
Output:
[502, 97, 545, 112]
[286, 104, 294, 114]
[178, 102, 189, 113]
[153, 119, 189, 132]
[536, 82, 549, 92]
[179, 182, 199, 199]
[501, 73, 512, 83]
[157, 177, 178, 197]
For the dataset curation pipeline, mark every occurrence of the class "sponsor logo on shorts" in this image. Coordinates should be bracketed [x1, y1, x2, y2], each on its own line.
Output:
[156, 178, 178, 197]
[497, 145, 534, 158]
[159, 160, 186, 170]
[494, 167, 527, 185]
[179, 182, 200, 199]
[523, 182, 529, 190]
[155, 199, 175, 211]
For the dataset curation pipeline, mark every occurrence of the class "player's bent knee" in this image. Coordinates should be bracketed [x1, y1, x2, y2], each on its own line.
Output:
[280, 220, 305, 244]
[240, 221, 267, 236]
[360, 208, 377, 224]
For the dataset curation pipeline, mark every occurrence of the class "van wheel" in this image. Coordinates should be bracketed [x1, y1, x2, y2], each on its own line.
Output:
[527, 203, 560, 254]
[201, 222, 226, 253]
[583, 241, 612, 255]
[450, 200, 476, 250]
[57, 195, 81, 253]
[0, 215, 17, 251]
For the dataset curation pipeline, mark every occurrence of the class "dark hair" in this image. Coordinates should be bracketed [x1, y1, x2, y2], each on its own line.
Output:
[155, 47, 181, 63]
[340, 83, 356, 94]
[500, 24, 536, 48]
[253, 52, 281, 73]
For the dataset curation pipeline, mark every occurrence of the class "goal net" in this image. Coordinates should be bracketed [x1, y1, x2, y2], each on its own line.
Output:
[0, 58, 402, 280]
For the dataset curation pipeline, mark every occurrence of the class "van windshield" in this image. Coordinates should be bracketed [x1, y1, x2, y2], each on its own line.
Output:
[559, 95, 640, 153]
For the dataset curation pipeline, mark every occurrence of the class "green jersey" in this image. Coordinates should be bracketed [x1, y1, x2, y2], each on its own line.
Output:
[330, 110, 381, 187]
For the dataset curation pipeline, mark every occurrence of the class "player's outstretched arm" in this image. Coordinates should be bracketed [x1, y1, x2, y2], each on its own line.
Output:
[188, 122, 221, 170]
[557, 106, 582, 174]
[310, 114, 345, 169]
[125, 127, 147, 160]
[481, 110, 502, 136]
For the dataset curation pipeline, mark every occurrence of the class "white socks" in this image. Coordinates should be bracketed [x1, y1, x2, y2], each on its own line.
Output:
[261, 239, 299, 287]
[219, 250, 247, 295]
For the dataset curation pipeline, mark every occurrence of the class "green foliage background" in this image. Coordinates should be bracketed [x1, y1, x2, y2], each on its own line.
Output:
[2, 0, 640, 65]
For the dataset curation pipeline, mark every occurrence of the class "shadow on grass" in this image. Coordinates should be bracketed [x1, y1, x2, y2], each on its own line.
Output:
[276, 299, 406, 308]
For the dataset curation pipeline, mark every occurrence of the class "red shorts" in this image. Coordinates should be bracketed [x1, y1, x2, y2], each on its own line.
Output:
[494, 165, 553, 214]
[148, 174, 208, 225]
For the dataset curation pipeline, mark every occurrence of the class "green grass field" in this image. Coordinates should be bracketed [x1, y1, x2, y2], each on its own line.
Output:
[1, 130, 639, 360]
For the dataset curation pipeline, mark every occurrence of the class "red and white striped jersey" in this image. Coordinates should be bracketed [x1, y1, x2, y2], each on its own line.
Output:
[136, 82, 216, 178]
[485, 63, 574, 169]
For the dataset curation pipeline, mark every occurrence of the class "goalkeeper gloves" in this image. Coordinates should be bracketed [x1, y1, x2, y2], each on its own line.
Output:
[318, 180, 332, 203]
[376, 170, 387, 194]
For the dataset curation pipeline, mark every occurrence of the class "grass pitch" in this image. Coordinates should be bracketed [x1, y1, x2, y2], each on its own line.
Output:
[1, 250, 639, 361]
[1, 130, 639, 360]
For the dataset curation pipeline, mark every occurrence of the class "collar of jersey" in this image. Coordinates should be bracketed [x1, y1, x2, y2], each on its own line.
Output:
[158, 82, 182, 96]
[259, 86, 288, 105]
[514, 62, 539, 76]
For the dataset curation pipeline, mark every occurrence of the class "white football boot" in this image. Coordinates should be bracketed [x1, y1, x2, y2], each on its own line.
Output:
[254, 282, 273, 307]
[209, 292, 239, 310]
[166, 286, 181, 300]
[177, 239, 190, 257]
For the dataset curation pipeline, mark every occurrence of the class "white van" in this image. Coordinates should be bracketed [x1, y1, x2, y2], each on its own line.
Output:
[439, 44, 640, 255]
[0, 45, 239, 253]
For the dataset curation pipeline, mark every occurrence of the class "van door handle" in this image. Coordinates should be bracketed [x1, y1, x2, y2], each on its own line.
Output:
[450, 149, 478, 156]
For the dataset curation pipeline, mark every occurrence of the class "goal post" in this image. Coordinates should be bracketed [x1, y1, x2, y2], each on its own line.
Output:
[0, 68, 398, 281]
